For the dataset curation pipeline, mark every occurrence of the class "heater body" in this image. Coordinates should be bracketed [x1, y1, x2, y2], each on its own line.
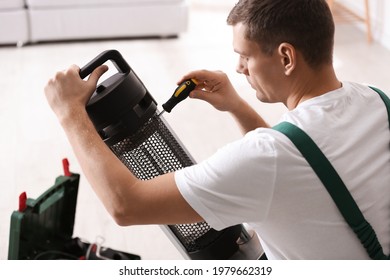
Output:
[81, 50, 263, 260]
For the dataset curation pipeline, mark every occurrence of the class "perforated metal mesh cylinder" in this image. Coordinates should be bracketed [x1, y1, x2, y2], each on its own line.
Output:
[110, 114, 193, 180]
[108, 113, 242, 258]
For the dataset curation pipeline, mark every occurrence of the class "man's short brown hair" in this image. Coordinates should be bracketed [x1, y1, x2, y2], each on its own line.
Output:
[227, 0, 335, 69]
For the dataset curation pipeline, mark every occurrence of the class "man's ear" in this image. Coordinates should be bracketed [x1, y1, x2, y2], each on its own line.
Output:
[278, 43, 296, 76]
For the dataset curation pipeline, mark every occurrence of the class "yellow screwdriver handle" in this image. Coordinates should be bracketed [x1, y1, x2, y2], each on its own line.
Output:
[162, 79, 198, 113]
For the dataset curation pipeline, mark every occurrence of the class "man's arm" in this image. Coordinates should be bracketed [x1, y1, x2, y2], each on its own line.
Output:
[45, 65, 203, 226]
[178, 70, 269, 134]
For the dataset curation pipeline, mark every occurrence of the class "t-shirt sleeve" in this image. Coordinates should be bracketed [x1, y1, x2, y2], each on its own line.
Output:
[175, 129, 277, 230]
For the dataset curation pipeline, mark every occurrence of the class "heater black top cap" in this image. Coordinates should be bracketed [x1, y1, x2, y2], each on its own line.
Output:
[80, 49, 157, 140]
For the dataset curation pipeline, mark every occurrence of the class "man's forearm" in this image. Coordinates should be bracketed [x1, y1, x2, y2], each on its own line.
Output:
[60, 108, 138, 221]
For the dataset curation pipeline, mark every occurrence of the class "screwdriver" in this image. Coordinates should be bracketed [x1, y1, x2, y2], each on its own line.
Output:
[158, 78, 198, 116]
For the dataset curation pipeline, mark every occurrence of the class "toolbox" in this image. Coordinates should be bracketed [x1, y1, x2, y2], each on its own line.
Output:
[8, 159, 140, 260]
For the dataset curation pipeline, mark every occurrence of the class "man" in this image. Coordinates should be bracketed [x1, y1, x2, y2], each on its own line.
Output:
[45, 0, 389, 259]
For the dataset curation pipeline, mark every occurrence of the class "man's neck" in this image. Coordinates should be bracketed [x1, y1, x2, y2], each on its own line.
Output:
[286, 65, 341, 110]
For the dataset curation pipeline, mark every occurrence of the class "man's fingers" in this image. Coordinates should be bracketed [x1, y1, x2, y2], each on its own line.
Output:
[87, 65, 109, 85]
[190, 89, 215, 102]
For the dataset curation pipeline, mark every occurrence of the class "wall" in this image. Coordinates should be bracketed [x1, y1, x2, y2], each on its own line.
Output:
[340, 0, 390, 49]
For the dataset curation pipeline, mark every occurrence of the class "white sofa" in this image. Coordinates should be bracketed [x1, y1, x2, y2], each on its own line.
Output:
[0, 0, 189, 46]
[0, 0, 29, 46]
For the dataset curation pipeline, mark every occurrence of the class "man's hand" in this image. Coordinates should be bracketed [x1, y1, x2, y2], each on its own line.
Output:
[44, 64, 108, 123]
[178, 70, 244, 113]
[178, 70, 270, 133]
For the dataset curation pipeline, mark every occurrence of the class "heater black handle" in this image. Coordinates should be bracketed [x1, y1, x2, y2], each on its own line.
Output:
[79, 49, 131, 79]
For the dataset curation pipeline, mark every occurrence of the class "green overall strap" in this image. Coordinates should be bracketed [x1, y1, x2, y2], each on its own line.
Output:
[369, 86, 390, 124]
[272, 87, 390, 260]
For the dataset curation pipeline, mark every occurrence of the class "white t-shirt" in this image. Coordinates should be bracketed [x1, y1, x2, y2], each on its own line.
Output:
[175, 82, 390, 259]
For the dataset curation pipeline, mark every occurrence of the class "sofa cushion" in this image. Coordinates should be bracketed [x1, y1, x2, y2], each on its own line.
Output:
[27, 2, 188, 42]
[0, 0, 25, 10]
[26, 0, 182, 8]
[0, 9, 28, 45]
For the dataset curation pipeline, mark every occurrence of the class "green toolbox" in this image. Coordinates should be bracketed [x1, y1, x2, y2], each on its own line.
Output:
[8, 159, 140, 260]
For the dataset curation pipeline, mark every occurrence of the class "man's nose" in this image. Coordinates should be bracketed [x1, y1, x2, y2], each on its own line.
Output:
[236, 63, 248, 75]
